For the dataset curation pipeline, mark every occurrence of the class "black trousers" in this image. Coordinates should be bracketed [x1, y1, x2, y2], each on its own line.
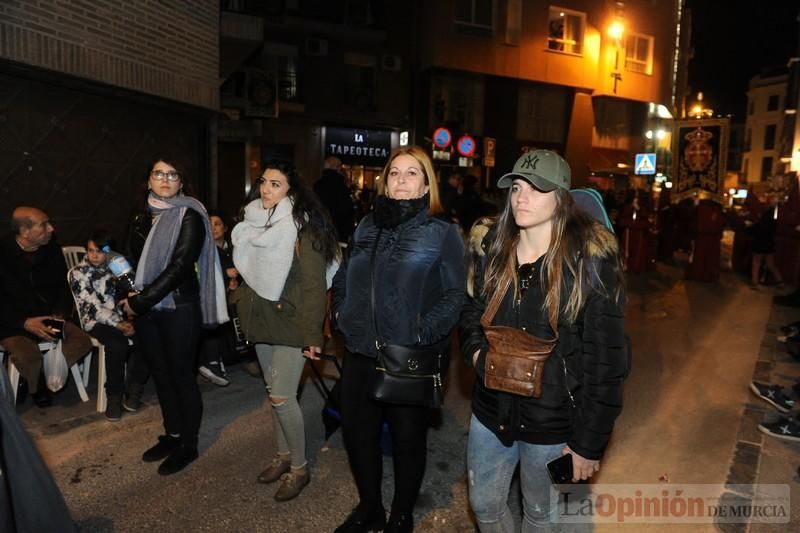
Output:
[340, 351, 430, 516]
[135, 301, 202, 448]
[88, 323, 147, 396]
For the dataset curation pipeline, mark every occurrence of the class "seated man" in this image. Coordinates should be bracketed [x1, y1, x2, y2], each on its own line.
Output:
[0, 206, 93, 407]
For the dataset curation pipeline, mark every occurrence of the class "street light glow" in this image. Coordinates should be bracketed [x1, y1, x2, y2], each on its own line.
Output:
[645, 130, 654, 139]
[656, 129, 666, 140]
[608, 21, 624, 41]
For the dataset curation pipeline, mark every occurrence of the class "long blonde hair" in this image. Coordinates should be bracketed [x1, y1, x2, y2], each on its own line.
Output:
[376, 146, 443, 216]
[483, 188, 623, 326]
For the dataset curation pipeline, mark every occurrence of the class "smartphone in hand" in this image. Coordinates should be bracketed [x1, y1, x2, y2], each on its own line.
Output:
[546, 454, 574, 485]
[43, 318, 66, 340]
[546, 454, 588, 485]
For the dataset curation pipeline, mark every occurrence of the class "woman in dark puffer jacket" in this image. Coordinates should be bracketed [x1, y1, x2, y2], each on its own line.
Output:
[332, 146, 465, 533]
[460, 150, 627, 532]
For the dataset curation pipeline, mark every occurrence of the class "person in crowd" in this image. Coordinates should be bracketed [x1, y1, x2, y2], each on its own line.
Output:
[120, 157, 228, 476]
[0, 206, 94, 408]
[68, 229, 142, 420]
[460, 150, 627, 531]
[197, 211, 239, 387]
[231, 161, 340, 502]
[619, 189, 652, 274]
[315, 156, 355, 244]
[331, 146, 466, 532]
[440, 170, 466, 226]
[685, 198, 724, 282]
[0, 364, 75, 531]
[749, 194, 784, 289]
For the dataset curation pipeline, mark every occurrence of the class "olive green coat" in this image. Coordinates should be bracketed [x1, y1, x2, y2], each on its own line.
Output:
[231, 235, 327, 348]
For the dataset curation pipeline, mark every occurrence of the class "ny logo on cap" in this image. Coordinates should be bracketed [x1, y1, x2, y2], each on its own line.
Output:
[521, 154, 539, 170]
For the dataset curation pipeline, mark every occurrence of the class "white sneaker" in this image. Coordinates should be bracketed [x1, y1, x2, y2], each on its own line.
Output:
[198, 363, 230, 387]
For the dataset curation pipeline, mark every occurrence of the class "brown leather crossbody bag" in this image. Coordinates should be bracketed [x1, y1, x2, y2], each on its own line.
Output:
[480, 282, 558, 398]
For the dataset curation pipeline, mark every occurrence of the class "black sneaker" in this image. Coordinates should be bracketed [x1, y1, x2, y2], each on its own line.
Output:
[142, 435, 181, 462]
[157, 445, 198, 476]
[750, 381, 795, 413]
[759, 416, 800, 442]
[123, 383, 144, 413]
[198, 362, 230, 387]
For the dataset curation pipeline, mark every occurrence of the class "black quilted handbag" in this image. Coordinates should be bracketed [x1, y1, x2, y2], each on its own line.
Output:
[368, 229, 444, 407]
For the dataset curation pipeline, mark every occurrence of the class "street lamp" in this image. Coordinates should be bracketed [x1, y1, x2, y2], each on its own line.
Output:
[688, 91, 713, 119]
[608, 21, 624, 93]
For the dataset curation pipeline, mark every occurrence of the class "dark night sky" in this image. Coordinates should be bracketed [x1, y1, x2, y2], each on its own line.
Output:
[686, 0, 799, 121]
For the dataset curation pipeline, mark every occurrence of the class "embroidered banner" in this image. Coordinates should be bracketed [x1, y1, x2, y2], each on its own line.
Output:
[671, 118, 729, 203]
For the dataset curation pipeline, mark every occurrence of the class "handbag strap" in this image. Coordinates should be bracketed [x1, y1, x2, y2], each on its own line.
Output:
[479, 271, 558, 340]
[369, 228, 385, 350]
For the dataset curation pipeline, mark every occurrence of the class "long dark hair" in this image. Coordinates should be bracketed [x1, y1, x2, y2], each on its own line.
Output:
[484, 188, 624, 325]
[244, 160, 340, 264]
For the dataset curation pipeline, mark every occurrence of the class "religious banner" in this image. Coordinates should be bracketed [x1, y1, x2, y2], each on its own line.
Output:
[671, 118, 729, 203]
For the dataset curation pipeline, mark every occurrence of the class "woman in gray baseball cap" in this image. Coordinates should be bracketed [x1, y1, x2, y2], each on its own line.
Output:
[460, 150, 627, 531]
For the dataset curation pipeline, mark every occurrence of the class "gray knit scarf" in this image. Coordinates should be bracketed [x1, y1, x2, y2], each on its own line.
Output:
[135, 193, 229, 327]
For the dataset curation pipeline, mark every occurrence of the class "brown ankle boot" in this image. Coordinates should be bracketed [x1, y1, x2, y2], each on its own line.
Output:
[273, 466, 310, 502]
[257, 455, 291, 484]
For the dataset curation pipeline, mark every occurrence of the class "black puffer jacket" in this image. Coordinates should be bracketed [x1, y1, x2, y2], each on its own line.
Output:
[332, 201, 466, 358]
[127, 209, 205, 315]
[460, 222, 626, 460]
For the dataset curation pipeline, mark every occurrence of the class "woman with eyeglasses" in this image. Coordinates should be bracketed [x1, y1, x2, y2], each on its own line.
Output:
[231, 161, 340, 502]
[121, 157, 228, 476]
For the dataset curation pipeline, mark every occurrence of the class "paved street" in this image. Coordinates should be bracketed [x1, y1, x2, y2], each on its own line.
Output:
[18, 259, 800, 532]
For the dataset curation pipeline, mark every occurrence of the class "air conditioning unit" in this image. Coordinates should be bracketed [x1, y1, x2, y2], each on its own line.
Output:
[381, 54, 402, 72]
[305, 38, 328, 57]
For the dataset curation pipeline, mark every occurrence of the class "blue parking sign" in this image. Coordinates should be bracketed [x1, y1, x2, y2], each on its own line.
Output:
[635, 153, 656, 175]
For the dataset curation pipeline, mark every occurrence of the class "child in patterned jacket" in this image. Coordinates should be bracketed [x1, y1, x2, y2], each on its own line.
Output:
[68, 229, 144, 421]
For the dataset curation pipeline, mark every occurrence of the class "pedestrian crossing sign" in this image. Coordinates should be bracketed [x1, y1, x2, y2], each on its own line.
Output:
[635, 153, 656, 175]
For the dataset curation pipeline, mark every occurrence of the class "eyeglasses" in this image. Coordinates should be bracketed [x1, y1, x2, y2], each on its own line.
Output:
[151, 170, 181, 182]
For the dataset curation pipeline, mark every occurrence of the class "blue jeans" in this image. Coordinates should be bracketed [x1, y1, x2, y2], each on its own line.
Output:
[467, 415, 563, 532]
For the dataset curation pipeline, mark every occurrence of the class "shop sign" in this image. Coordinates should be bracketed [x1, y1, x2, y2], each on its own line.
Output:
[433, 127, 452, 149]
[456, 135, 476, 157]
[325, 127, 392, 166]
[483, 137, 496, 167]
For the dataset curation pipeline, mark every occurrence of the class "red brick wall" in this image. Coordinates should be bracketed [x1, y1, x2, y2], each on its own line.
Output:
[0, 0, 219, 110]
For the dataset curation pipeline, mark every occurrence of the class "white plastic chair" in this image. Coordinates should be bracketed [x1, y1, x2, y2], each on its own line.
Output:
[67, 266, 109, 412]
[62, 246, 86, 270]
[0, 341, 93, 405]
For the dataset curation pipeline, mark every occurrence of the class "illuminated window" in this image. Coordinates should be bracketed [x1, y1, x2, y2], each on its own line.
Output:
[625, 32, 654, 74]
[547, 6, 584, 54]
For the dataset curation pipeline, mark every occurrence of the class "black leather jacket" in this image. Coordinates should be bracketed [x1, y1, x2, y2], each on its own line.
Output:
[127, 209, 205, 315]
[460, 225, 626, 460]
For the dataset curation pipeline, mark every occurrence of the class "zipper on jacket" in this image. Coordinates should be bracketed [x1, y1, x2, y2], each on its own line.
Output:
[561, 354, 576, 409]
